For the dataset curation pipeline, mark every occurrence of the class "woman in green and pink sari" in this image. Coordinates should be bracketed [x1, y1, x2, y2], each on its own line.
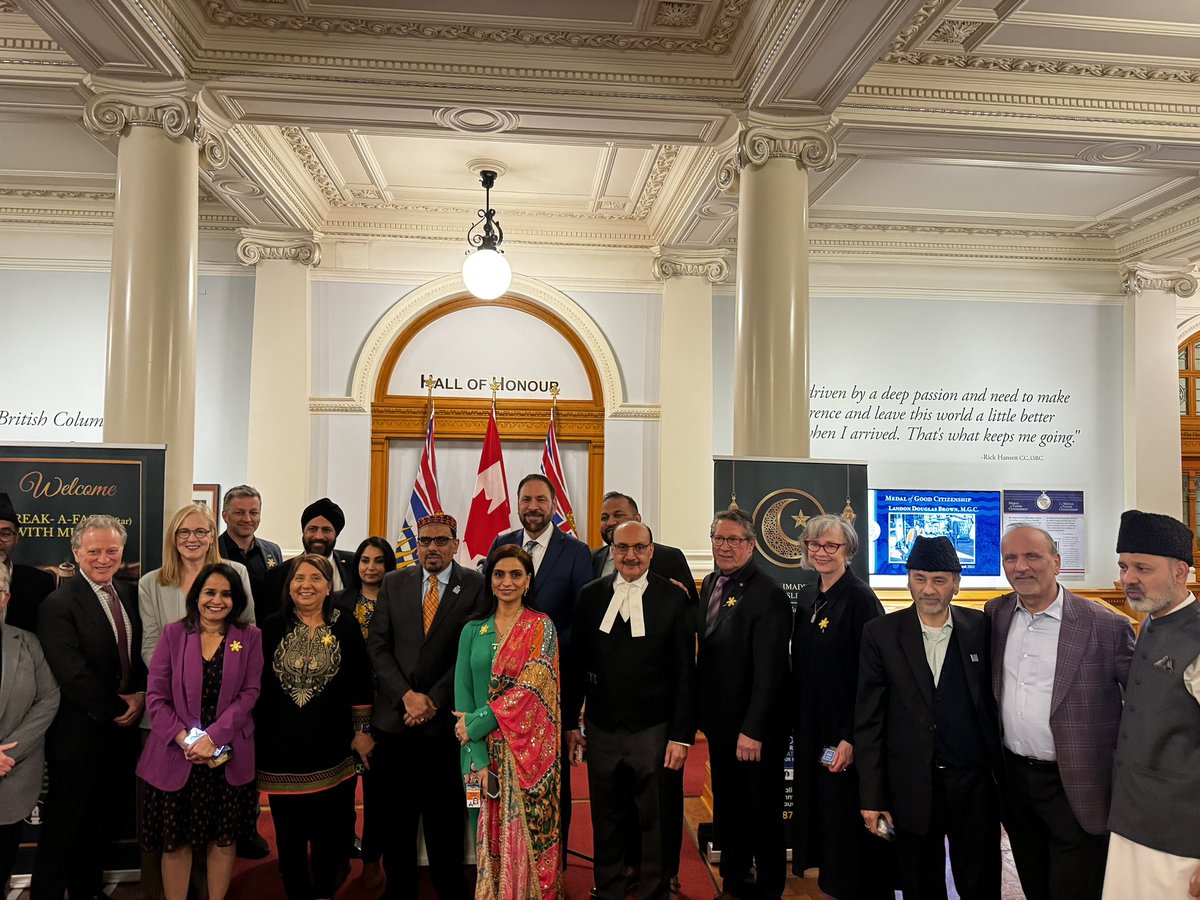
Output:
[455, 544, 563, 900]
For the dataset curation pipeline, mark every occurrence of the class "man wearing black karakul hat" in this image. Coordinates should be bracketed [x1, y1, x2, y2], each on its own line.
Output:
[1103, 510, 1200, 899]
[855, 535, 1001, 900]
[261, 497, 358, 620]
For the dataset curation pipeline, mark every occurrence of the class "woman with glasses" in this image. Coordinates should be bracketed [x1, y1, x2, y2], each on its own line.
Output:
[139, 504, 255, 668]
[454, 544, 562, 900]
[790, 514, 891, 898]
[331, 536, 396, 891]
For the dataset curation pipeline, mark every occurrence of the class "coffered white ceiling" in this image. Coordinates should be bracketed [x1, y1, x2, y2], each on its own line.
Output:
[1, 0, 1200, 265]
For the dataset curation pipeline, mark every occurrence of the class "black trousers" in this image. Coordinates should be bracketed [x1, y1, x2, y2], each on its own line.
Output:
[623, 766, 684, 878]
[0, 821, 21, 892]
[895, 766, 999, 900]
[268, 778, 356, 900]
[707, 737, 786, 900]
[587, 721, 669, 900]
[372, 727, 467, 900]
[31, 729, 139, 900]
[1001, 751, 1108, 900]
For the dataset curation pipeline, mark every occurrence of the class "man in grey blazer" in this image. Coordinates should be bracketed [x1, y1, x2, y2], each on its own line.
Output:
[0, 562, 59, 890]
[985, 525, 1134, 900]
[368, 513, 485, 900]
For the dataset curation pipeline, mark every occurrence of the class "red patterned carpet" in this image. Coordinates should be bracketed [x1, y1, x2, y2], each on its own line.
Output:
[229, 739, 716, 899]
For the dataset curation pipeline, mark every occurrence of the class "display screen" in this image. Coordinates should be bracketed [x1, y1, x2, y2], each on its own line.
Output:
[869, 489, 1002, 576]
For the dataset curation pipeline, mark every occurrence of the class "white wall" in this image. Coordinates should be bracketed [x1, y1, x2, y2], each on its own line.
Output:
[711, 285, 1125, 587]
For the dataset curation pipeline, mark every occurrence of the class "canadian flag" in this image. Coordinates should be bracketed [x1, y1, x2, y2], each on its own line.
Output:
[458, 405, 512, 567]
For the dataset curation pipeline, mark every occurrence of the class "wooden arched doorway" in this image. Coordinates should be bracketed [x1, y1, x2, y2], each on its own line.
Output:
[367, 295, 606, 545]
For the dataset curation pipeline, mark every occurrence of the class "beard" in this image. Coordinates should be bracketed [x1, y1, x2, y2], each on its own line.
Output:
[1125, 591, 1176, 615]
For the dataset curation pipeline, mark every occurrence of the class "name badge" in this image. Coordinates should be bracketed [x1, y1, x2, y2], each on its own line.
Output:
[464, 772, 482, 808]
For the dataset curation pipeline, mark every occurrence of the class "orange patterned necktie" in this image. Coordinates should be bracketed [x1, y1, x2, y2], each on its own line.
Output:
[423, 575, 440, 634]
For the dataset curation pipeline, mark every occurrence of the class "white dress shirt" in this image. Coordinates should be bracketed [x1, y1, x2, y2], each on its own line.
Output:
[522, 528, 552, 575]
[1001, 585, 1063, 761]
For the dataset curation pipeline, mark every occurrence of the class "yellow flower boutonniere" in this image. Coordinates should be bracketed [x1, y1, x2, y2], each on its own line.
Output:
[321, 633, 334, 647]
[725, 597, 738, 608]
[229, 640, 243, 653]
[266, 557, 277, 569]
[479, 624, 490, 635]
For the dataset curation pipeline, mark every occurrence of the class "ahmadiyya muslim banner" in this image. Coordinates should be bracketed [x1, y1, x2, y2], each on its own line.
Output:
[713, 456, 869, 604]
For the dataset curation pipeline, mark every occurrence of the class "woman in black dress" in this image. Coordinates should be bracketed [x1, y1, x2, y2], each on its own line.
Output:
[331, 536, 395, 890]
[137, 563, 262, 900]
[257, 554, 374, 900]
[791, 514, 892, 898]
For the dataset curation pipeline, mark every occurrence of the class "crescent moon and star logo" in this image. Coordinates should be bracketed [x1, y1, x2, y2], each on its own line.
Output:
[752, 488, 826, 569]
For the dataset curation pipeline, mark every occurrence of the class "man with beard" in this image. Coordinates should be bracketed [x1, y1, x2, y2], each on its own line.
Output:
[369, 513, 484, 900]
[589, 491, 697, 892]
[262, 497, 357, 620]
[1102, 510, 1200, 899]
[856, 535, 1001, 900]
[488, 473, 592, 863]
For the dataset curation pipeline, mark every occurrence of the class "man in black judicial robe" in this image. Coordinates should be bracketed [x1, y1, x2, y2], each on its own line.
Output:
[855, 536, 1002, 900]
[566, 521, 694, 900]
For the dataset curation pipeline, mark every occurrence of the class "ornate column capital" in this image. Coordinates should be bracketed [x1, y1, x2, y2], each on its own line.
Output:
[652, 247, 730, 284]
[237, 228, 323, 267]
[717, 114, 837, 193]
[1122, 261, 1198, 299]
[82, 77, 229, 170]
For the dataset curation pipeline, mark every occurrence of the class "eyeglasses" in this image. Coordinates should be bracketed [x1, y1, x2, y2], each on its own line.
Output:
[613, 543, 651, 555]
[804, 540, 844, 554]
[710, 536, 749, 548]
[417, 536, 453, 547]
[0, 529, 16, 540]
[176, 528, 212, 540]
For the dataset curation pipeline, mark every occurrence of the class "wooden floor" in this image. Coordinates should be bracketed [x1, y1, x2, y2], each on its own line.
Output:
[683, 798, 1028, 900]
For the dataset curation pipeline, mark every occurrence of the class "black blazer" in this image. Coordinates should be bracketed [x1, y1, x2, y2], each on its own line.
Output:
[36, 573, 147, 762]
[261, 548, 358, 621]
[366, 561, 485, 734]
[564, 572, 695, 743]
[590, 542, 700, 606]
[489, 527, 592, 648]
[854, 605, 1000, 834]
[696, 562, 791, 745]
[5, 563, 55, 632]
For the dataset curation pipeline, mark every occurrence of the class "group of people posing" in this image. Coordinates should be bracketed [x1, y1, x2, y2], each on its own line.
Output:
[0, 480, 1196, 900]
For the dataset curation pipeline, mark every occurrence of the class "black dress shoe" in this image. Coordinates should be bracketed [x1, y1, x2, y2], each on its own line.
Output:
[350, 835, 363, 859]
[236, 832, 271, 860]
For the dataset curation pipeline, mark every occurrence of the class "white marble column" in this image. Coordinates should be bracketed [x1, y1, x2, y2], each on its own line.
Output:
[653, 248, 728, 568]
[238, 228, 323, 545]
[718, 115, 836, 457]
[1121, 261, 1197, 516]
[84, 79, 228, 516]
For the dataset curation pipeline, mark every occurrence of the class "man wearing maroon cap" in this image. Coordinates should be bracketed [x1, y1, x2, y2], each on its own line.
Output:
[367, 513, 486, 900]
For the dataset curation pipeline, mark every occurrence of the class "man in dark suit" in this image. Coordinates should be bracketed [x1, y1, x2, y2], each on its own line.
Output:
[696, 508, 791, 900]
[262, 497, 357, 620]
[216, 484, 284, 612]
[856, 535, 1001, 900]
[368, 512, 485, 900]
[488, 472, 592, 861]
[32, 515, 147, 900]
[565, 521, 694, 900]
[0, 492, 55, 632]
[591, 491, 699, 604]
[590, 491, 697, 892]
[986, 525, 1133, 900]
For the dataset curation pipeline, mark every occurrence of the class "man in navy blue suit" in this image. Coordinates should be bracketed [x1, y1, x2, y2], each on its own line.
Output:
[488, 472, 593, 864]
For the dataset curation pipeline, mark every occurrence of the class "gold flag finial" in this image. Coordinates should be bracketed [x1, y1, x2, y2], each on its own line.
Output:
[489, 378, 500, 404]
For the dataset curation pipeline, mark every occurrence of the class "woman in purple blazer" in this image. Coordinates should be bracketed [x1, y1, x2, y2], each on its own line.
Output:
[137, 562, 263, 900]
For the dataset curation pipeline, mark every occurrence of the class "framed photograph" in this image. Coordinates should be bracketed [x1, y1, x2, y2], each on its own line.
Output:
[192, 483, 220, 510]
